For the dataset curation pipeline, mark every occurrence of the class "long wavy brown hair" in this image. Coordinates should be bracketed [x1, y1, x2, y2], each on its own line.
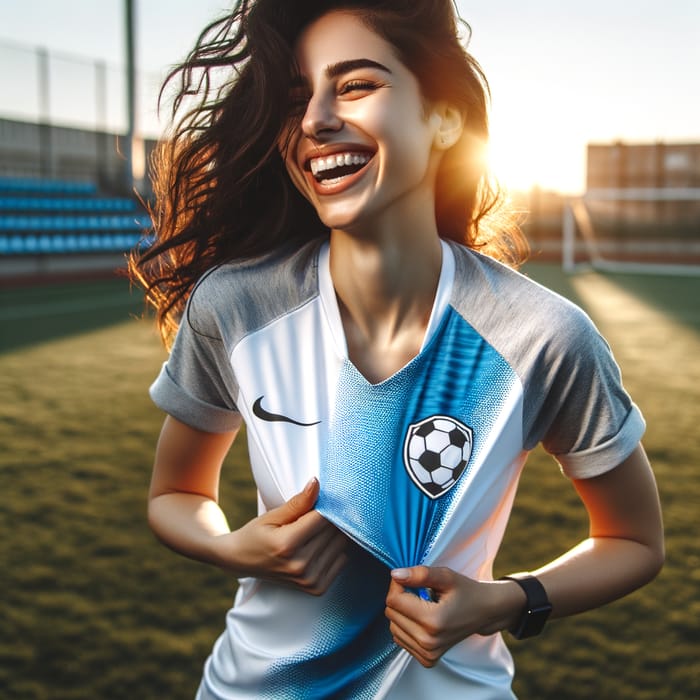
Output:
[129, 0, 528, 347]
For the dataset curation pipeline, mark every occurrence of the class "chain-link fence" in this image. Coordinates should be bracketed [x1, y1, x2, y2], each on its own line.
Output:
[0, 39, 167, 137]
[0, 39, 167, 193]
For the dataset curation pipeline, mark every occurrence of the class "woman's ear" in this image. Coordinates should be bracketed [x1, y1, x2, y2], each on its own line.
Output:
[431, 103, 464, 151]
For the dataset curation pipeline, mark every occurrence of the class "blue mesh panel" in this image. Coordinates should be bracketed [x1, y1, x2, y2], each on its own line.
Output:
[317, 307, 517, 569]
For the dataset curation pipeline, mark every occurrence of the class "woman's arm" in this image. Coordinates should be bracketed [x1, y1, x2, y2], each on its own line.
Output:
[148, 415, 349, 595]
[529, 442, 664, 616]
[384, 443, 664, 667]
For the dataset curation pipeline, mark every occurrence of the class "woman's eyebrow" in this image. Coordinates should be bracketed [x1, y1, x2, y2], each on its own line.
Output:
[290, 58, 392, 88]
[325, 58, 392, 79]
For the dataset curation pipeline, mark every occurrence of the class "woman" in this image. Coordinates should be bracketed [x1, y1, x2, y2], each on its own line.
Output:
[130, 1, 664, 698]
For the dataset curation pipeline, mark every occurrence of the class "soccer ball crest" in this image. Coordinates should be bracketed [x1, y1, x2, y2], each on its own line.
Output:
[403, 416, 473, 499]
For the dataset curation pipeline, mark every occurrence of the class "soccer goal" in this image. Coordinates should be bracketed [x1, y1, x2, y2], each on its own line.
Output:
[562, 187, 700, 276]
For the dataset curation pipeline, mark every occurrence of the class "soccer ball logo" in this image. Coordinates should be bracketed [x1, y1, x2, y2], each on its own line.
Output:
[403, 416, 473, 499]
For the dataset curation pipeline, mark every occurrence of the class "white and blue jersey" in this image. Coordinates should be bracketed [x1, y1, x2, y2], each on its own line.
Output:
[151, 239, 645, 699]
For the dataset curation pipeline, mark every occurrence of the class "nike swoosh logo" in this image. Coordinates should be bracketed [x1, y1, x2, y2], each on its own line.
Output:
[252, 396, 321, 427]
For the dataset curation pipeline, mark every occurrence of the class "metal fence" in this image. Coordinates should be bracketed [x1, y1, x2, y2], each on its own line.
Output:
[0, 39, 168, 193]
[0, 39, 166, 141]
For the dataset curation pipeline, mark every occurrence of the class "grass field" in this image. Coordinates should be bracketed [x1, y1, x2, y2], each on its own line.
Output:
[1, 265, 699, 699]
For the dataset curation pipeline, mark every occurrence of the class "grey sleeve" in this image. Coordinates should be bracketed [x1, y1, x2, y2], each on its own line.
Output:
[448, 244, 645, 481]
[524, 304, 645, 480]
[149, 286, 241, 433]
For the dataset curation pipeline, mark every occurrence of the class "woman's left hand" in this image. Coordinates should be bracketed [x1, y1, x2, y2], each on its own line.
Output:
[384, 566, 522, 667]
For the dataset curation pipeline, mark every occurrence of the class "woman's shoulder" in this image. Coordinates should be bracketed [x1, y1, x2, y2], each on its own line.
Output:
[194, 238, 322, 301]
[202, 237, 322, 286]
[449, 242, 590, 327]
[185, 238, 325, 336]
[447, 241, 602, 362]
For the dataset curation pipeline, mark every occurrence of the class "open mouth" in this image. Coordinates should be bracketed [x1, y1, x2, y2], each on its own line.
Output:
[307, 152, 374, 183]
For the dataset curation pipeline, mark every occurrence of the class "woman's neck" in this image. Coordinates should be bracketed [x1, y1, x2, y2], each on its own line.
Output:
[328, 218, 443, 383]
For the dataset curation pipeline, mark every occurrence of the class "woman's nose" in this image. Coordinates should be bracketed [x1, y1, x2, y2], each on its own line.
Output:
[302, 93, 343, 140]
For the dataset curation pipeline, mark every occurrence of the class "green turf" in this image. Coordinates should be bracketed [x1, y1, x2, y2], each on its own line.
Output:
[1, 267, 698, 699]
[0, 277, 150, 354]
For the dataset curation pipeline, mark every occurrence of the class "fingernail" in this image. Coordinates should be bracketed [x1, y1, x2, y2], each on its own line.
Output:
[391, 568, 410, 580]
[304, 477, 318, 494]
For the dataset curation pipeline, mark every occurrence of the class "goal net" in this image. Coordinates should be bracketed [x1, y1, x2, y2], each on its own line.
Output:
[562, 187, 700, 275]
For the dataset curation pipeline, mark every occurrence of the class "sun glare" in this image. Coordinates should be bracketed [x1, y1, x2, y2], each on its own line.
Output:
[486, 119, 586, 196]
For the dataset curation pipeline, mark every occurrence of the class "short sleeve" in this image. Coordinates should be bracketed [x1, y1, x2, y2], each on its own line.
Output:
[149, 288, 241, 433]
[528, 306, 645, 480]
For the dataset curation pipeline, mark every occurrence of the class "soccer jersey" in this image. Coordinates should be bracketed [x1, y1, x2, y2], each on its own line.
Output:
[150, 238, 645, 699]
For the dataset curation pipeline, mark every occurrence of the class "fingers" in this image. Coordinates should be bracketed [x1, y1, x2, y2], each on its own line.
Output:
[263, 480, 349, 594]
[385, 585, 444, 667]
[385, 576, 440, 631]
[264, 478, 339, 547]
[264, 479, 342, 555]
[231, 478, 350, 595]
[266, 525, 348, 595]
[384, 566, 460, 667]
[265, 477, 320, 526]
[293, 527, 349, 595]
[390, 565, 452, 594]
[390, 624, 443, 668]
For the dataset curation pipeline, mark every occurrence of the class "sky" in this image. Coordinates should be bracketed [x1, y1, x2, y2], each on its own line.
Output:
[0, 0, 698, 194]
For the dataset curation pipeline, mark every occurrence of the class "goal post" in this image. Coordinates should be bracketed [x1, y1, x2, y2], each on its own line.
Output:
[562, 187, 700, 276]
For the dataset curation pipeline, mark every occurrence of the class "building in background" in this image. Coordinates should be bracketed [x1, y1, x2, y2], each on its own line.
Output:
[584, 142, 700, 244]
[587, 142, 700, 190]
[517, 142, 700, 266]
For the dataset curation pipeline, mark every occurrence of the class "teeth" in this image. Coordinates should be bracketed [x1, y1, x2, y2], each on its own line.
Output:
[309, 152, 371, 177]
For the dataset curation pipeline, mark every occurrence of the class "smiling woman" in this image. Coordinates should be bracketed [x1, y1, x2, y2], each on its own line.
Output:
[280, 13, 448, 235]
[130, 0, 525, 347]
[127, 2, 663, 699]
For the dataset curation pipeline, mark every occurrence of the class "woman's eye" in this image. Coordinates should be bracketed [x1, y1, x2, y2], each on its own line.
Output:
[339, 80, 377, 96]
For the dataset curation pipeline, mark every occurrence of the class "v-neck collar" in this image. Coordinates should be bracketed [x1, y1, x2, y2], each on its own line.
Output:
[317, 239, 455, 368]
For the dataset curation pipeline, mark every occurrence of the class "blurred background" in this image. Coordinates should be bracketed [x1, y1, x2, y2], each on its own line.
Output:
[0, 0, 699, 278]
[0, 1, 698, 698]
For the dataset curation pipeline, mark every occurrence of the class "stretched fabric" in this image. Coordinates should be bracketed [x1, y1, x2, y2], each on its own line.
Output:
[316, 307, 517, 577]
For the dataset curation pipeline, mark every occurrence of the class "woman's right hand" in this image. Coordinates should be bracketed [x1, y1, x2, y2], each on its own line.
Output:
[221, 477, 349, 595]
[148, 417, 348, 596]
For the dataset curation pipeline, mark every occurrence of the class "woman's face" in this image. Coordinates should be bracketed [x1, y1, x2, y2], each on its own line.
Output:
[281, 10, 446, 233]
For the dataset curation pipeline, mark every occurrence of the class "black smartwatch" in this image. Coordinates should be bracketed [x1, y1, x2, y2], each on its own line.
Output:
[500, 573, 552, 639]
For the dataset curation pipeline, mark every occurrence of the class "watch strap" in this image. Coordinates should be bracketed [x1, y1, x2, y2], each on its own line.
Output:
[500, 573, 552, 639]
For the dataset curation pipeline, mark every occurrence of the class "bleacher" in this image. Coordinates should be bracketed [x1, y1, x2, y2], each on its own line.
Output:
[0, 176, 152, 270]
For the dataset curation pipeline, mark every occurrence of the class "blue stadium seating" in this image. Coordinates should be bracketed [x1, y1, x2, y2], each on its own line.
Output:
[0, 176, 97, 195]
[0, 176, 151, 256]
[0, 196, 136, 212]
[0, 215, 151, 231]
[0, 232, 147, 255]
